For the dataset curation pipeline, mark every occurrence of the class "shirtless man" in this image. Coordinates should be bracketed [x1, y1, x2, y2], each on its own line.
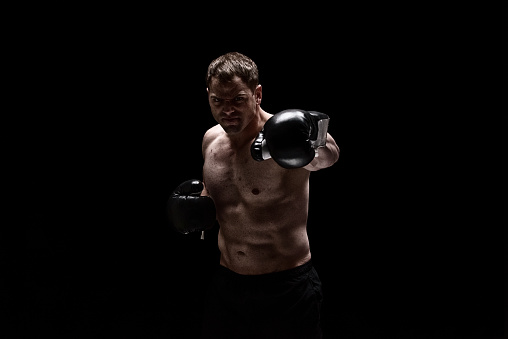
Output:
[168, 52, 339, 339]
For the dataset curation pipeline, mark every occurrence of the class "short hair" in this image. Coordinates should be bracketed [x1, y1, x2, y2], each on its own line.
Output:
[206, 52, 259, 92]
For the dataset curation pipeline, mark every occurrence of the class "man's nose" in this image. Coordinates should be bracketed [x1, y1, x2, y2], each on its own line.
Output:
[222, 100, 234, 113]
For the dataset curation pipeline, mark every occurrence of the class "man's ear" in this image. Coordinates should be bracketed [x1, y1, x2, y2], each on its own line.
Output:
[255, 84, 262, 105]
[206, 88, 209, 95]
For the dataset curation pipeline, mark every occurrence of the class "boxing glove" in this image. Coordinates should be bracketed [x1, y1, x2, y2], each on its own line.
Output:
[167, 179, 216, 234]
[251, 109, 330, 169]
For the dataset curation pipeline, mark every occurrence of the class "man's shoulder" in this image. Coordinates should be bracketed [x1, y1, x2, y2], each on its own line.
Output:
[203, 124, 224, 144]
[202, 124, 223, 153]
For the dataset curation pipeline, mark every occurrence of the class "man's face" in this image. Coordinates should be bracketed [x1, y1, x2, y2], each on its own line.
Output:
[207, 76, 260, 135]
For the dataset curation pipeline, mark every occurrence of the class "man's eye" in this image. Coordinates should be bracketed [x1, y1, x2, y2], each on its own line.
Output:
[212, 98, 221, 103]
[235, 97, 245, 102]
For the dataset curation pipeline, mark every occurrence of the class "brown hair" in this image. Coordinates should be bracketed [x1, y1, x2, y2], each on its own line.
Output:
[206, 52, 259, 92]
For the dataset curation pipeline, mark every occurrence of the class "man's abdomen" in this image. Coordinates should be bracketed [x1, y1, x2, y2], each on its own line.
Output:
[216, 207, 312, 275]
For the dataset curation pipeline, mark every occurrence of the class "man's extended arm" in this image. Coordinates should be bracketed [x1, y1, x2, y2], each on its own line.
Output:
[303, 133, 340, 171]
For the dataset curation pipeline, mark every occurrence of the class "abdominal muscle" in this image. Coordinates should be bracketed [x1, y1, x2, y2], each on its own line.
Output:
[216, 193, 312, 275]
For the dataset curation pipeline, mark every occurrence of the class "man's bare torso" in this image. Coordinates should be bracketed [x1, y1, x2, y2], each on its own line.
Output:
[202, 125, 312, 275]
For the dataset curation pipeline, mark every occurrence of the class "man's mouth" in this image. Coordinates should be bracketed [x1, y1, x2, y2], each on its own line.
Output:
[222, 117, 240, 123]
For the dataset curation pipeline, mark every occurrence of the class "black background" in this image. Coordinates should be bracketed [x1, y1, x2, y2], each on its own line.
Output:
[9, 4, 505, 339]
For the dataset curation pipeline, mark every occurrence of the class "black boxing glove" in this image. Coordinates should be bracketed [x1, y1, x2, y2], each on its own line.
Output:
[251, 109, 330, 169]
[167, 179, 216, 234]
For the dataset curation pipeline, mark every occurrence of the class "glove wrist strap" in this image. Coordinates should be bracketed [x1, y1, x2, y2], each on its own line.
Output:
[308, 111, 330, 149]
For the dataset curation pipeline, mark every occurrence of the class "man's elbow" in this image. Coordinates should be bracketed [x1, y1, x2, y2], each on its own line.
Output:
[332, 145, 340, 164]
[304, 146, 339, 171]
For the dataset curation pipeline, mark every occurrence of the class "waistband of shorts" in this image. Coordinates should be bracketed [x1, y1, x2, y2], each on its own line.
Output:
[217, 259, 314, 283]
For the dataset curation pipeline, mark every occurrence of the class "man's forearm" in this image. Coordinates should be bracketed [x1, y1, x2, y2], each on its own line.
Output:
[304, 134, 340, 171]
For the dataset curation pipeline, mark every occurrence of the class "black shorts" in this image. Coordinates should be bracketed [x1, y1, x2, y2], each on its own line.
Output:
[200, 260, 323, 339]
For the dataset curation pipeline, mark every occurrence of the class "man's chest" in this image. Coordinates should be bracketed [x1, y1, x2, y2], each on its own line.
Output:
[203, 145, 285, 203]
